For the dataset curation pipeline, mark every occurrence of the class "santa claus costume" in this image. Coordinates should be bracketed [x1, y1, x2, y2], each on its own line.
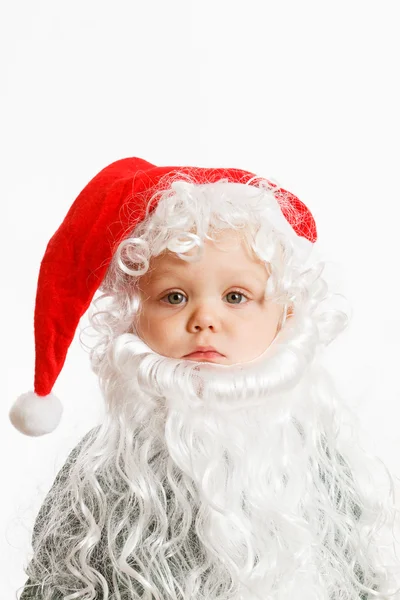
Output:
[11, 158, 400, 599]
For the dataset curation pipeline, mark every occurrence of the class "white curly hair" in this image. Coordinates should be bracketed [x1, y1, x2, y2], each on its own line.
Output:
[20, 175, 400, 600]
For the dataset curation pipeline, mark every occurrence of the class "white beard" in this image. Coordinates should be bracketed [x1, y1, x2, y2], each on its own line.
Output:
[163, 376, 327, 599]
[103, 313, 388, 599]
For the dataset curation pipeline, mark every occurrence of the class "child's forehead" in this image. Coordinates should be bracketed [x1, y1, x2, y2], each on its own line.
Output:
[165, 230, 255, 260]
[143, 232, 267, 282]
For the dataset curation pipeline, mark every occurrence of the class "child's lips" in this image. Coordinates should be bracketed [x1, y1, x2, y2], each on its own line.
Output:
[183, 345, 225, 361]
[183, 350, 225, 360]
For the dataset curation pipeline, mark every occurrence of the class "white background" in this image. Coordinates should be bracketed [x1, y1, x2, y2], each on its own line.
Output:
[2, 1, 400, 597]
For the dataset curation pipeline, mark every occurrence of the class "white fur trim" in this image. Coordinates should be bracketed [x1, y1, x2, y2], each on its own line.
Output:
[9, 391, 63, 437]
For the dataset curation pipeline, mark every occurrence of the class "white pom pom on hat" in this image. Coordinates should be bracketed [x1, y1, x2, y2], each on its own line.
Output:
[9, 157, 317, 437]
[9, 392, 63, 437]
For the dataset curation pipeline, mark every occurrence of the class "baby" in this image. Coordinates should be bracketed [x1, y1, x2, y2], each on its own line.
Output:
[134, 227, 287, 365]
[12, 158, 399, 599]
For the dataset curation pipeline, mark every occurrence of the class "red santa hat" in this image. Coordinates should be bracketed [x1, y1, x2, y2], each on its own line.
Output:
[9, 157, 317, 437]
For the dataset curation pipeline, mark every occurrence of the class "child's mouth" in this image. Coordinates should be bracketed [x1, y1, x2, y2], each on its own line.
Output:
[184, 351, 224, 360]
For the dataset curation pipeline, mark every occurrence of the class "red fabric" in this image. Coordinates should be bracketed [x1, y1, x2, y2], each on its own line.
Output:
[34, 157, 317, 396]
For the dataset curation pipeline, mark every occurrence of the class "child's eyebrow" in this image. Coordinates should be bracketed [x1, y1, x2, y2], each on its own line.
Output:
[148, 268, 179, 282]
[148, 267, 267, 287]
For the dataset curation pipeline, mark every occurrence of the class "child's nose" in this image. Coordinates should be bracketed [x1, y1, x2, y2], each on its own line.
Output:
[186, 302, 222, 332]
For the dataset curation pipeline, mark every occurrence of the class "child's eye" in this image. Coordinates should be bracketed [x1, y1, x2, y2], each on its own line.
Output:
[224, 290, 249, 304]
[161, 291, 187, 305]
[160, 290, 249, 305]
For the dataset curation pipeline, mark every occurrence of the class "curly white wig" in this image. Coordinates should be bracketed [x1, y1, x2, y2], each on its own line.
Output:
[20, 176, 400, 600]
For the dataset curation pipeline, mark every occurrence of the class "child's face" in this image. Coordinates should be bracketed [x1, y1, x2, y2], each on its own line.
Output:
[135, 229, 285, 365]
